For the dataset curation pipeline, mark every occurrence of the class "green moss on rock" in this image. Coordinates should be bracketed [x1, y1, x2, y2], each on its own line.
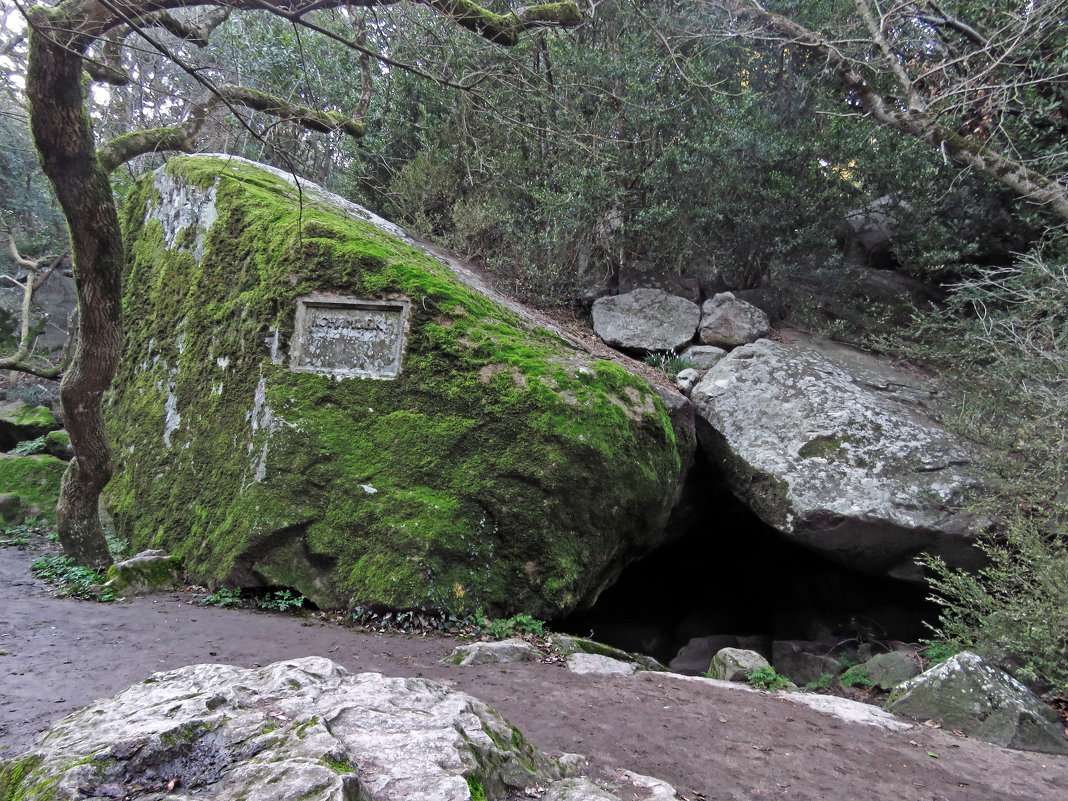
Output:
[0, 454, 65, 523]
[106, 156, 685, 617]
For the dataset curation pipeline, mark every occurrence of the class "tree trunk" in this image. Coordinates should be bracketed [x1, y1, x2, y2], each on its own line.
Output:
[26, 12, 121, 568]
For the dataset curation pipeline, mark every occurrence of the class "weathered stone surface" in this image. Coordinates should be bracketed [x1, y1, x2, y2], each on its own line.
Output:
[6, 656, 682, 801]
[550, 636, 664, 672]
[690, 338, 985, 579]
[679, 345, 727, 370]
[771, 641, 842, 686]
[103, 550, 184, 597]
[0, 267, 76, 357]
[710, 648, 770, 682]
[698, 293, 770, 349]
[887, 652, 1068, 754]
[567, 653, 638, 676]
[674, 368, 699, 395]
[442, 639, 541, 666]
[107, 156, 687, 617]
[0, 493, 23, 527]
[4, 656, 563, 800]
[857, 651, 920, 691]
[785, 694, 912, 732]
[668, 635, 740, 676]
[0, 453, 65, 523]
[591, 289, 700, 353]
[617, 264, 701, 303]
[0, 401, 59, 452]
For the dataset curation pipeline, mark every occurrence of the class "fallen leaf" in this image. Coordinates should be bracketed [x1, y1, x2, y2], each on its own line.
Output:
[927, 751, 940, 759]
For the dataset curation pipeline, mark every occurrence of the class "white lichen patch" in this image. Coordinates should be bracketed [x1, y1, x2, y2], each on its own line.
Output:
[151, 170, 218, 263]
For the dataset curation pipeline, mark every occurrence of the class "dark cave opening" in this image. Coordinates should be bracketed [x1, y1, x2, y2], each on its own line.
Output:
[554, 461, 938, 667]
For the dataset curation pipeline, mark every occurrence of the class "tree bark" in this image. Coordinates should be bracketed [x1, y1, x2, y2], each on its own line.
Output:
[26, 7, 121, 568]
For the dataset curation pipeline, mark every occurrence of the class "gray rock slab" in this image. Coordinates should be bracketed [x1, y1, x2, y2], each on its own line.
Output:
[591, 289, 699, 353]
[698, 292, 770, 348]
[567, 653, 639, 676]
[679, 345, 727, 370]
[771, 641, 843, 686]
[858, 651, 921, 691]
[690, 338, 986, 579]
[887, 651, 1068, 754]
[10, 656, 562, 801]
[784, 693, 912, 731]
[442, 638, 541, 666]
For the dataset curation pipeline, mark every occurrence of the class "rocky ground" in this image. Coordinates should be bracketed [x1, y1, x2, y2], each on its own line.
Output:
[2, 542, 1068, 800]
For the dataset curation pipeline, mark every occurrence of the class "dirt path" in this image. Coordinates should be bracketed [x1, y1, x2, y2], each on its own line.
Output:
[2, 543, 1067, 801]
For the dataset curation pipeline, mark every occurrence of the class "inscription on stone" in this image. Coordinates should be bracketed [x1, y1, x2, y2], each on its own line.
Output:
[290, 295, 409, 379]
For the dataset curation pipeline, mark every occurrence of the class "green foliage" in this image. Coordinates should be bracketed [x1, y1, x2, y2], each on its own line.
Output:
[8, 437, 46, 456]
[30, 555, 114, 601]
[482, 612, 547, 639]
[920, 519, 1068, 693]
[805, 672, 835, 692]
[920, 642, 963, 666]
[200, 587, 244, 608]
[744, 666, 792, 691]
[839, 666, 873, 689]
[256, 589, 307, 612]
[0, 517, 44, 546]
[465, 774, 488, 801]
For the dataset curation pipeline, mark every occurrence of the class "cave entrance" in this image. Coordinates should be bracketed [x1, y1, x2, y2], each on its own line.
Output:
[553, 463, 937, 668]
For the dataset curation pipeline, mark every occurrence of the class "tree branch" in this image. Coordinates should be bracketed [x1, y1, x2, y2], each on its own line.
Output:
[96, 84, 365, 172]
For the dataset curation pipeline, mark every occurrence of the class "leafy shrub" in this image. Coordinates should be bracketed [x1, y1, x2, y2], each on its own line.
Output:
[744, 666, 792, 691]
[920, 519, 1068, 693]
[920, 642, 963, 666]
[31, 554, 113, 601]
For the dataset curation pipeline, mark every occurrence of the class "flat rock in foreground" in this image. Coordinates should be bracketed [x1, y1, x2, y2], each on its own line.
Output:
[1, 656, 679, 800]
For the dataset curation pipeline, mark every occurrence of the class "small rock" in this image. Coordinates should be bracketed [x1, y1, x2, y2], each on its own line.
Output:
[679, 345, 727, 370]
[698, 292, 769, 349]
[442, 638, 541, 666]
[709, 648, 770, 682]
[591, 289, 700, 353]
[0, 493, 24, 527]
[668, 635, 739, 676]
[675, 368, 700, 394]
[856, 650, 920, 690]
[566, 653, 638, 676]
[102, 550, 183, 597]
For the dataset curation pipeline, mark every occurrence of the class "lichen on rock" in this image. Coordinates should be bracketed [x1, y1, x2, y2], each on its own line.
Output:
[106, 156, 685, 617]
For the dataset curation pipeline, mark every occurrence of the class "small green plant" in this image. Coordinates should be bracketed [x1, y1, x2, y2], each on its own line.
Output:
[0, 517, 45, 546]
[200, 587, 244, 608]
[8, 436, 46, 456]
[920, 642, 963, 665]
[805, 672, 835, 692]
[483, 612, 547, 639]
[256, 589, 306, 612]
[839, 666, 874, 689]
[643, 352, 696, 377]
[745, 666, 792, 691]
[30, 555, 113, 601]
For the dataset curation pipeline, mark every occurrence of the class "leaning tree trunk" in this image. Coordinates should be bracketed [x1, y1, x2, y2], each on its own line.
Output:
[25, 11, 121, 568]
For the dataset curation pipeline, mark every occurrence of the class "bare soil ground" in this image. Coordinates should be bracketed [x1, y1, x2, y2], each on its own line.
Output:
[2, 542, 1068, 801]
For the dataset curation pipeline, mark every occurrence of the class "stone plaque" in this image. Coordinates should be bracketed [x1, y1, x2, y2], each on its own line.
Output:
[290, 295, 409, 379]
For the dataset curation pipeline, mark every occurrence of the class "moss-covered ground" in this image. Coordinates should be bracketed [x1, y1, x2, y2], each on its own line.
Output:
[106, 156, 684, 617]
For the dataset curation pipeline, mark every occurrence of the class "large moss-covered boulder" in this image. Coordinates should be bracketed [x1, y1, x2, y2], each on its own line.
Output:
[106, 156, 685, 616]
